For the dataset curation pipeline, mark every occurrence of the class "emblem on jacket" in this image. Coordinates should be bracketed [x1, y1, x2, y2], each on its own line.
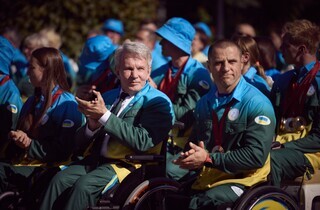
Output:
[62, 119, 75, 128]
[228, 108, 239, 121]
[255, 116, 271, 125]
[6, 104, 18, 114]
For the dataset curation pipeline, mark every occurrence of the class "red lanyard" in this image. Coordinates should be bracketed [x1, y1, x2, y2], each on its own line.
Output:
[211, 101, 234, 150]
[91, 69, 117, 93]
[51, 88, 63, 105]
[158, 61, 187, 101]
[282, 61, 319, 117]
[0, 75, 10, 85]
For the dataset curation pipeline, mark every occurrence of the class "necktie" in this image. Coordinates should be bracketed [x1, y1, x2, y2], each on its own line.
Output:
[111, 92, 129, 115]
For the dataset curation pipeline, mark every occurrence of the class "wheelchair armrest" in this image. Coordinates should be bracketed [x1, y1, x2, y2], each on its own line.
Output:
[125, 154, 165, 163]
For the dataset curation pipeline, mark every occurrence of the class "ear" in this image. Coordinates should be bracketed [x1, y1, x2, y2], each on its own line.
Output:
[298, 45, 307, 55]
[241, 52, 250, 63]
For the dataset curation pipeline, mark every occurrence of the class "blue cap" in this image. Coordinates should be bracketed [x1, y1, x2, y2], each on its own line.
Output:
[79, 35, 116, 74]
[102, 18, 124, 36]
[0, 36, 15, 75]
[194, 22, 212, 38]
[156, 17, 195, 55]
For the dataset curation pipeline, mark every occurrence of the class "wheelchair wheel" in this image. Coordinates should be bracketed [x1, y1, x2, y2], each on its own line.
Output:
[122, 177, 181, 210]
[233, 185, 299, 210]
[0, 191, 21, 210]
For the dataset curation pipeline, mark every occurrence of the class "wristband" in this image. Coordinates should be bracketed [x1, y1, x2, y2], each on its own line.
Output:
[204, 153, 213, 167]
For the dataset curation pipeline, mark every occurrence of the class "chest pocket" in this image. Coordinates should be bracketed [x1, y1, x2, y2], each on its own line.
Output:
[224, 121, 246, 149]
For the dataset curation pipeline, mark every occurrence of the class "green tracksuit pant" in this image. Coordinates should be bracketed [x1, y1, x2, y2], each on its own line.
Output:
[271, 148, 314, 187]
[39, 163, 117, 210]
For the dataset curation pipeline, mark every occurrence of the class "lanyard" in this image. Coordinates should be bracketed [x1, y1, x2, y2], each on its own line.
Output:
[158, 60, 187, 101]
[211, 100, 234, 152]
[0, 75, 10, 85]
[282, 61, 319, 117]
[91, 69, 118, 93]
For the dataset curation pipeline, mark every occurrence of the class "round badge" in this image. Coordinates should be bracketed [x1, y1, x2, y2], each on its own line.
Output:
[307, 85, 315, 96]
[228, 108, 239, 121]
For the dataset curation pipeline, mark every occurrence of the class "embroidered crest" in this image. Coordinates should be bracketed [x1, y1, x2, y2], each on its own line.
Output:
[6, 104, 18, 114]
[228, 108, 239, 121]
[198, 80, 210, 90]
[254, 116, 271, 125]
[62, 119, 75, 128]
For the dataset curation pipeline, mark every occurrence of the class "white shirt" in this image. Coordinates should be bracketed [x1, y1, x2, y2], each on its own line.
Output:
[85, 91, 134, 156]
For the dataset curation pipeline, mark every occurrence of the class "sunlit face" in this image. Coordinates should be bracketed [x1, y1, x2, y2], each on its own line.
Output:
[27, 57, 44, 87]
[208, 46, 242, 93]
[117, 54, 150, 95]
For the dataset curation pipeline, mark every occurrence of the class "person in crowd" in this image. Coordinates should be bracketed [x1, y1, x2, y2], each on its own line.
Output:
[233, 23, 256, 38]
[101, 18, 124, 46]
[0, 47, 85, 194]
[40, 27, 77, 89]
[270, 19, 320, 186]
[39, 41, 174, 210]
[255, 36, 280, 83]
[76, 35, 118, 102]
[151, 17, 213, 181]
[194, 22, 212, 56]
[191, 30, 208, 66]
[233, 36, 272, 96]
[166, 39, 275, 210]
[0, 36, 23, 159]
[135, 26, 168, 70]
[1, 27, 28, 86]
[268, 22, 292, 72]
[19, 33, 50, 100]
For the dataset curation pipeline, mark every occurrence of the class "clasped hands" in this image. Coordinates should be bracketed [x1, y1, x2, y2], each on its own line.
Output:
[76, 89, 108, 131]
[173, 141, 210, 170]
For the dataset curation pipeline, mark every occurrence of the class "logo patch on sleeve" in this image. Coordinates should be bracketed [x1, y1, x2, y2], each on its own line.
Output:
[254, 116, 271, 125]
[62, 119, 75, 128]
[198, 80, 210, 90]
[7, 104, 18, 114]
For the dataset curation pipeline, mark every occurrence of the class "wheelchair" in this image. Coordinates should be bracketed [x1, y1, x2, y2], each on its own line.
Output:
[85, 121, 320, 210]
[0, 166, 61, 210]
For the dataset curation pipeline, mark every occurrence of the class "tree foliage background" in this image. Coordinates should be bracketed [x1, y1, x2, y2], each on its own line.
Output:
[0, 0, 160, 59]
[1, 0, 319, 60]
